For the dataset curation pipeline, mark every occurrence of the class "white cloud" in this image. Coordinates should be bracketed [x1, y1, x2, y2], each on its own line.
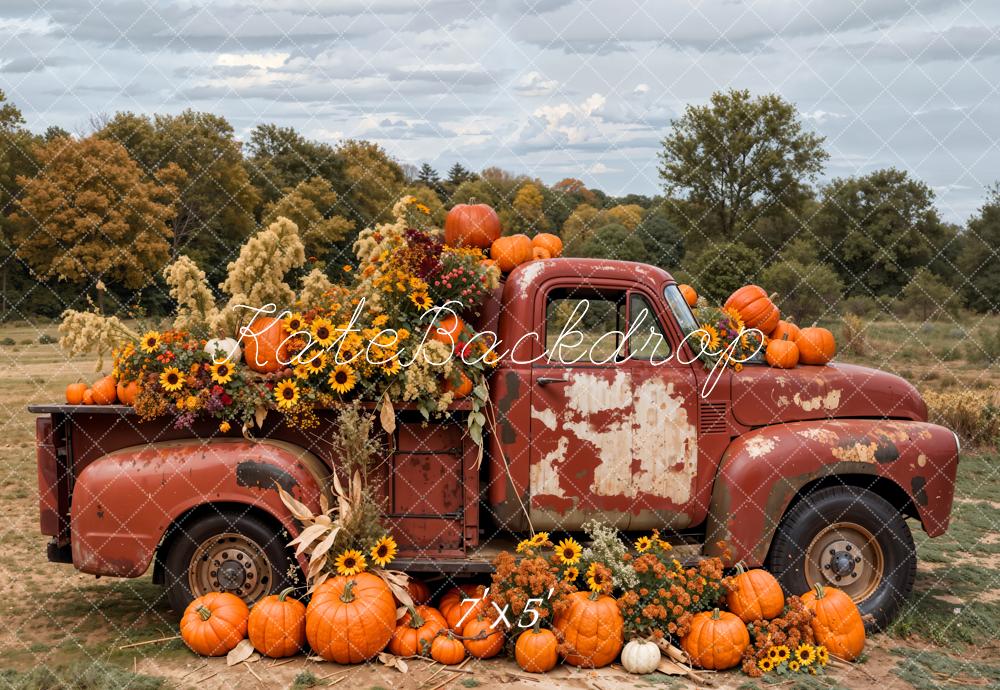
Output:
[216, 52, 289, 69]
[514, 71, 560, 96]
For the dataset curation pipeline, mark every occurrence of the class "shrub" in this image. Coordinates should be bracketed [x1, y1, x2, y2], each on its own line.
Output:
[760, 259, 843, 323]
[684, 242, 762, 304]
[922, 389, 1000, 446]
[840, 314, 868, 357]
[38, 333, 57, 344]
[965, 326, 1000, 365]
[842, 295, 879, 318]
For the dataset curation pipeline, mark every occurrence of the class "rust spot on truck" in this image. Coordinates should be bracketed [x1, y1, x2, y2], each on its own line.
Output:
[911, 476, 928, 506]
[497, 371, 520, 445]
[236, 461, 297, 493]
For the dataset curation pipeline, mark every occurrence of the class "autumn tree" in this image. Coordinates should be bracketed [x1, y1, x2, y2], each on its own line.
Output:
[507, 182, 550, 233]
[335, 139, 405, 227]
[14, 136, 177, 303]
[246, 124, 345, 207]
[658, 89, 827, 245]
[957, 185, 1000, 312]
[0, 90, 39, 316]
[403, 184, 447, 226]
[261, 177, 354, 262]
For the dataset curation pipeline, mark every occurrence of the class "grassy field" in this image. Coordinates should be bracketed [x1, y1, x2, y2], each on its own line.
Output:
[0, 317, 997, 689]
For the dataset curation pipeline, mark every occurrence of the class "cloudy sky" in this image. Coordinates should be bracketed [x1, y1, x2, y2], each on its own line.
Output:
[1, 0, 998, 222]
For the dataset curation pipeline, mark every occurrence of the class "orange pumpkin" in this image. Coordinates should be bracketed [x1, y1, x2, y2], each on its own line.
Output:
[439, 584, 488, 633]
[463, 614, 503, 659]
[388, 605, 447, 657]
[243, 317, 290, 373]
[430, 631, 467, 665]
[515, 626, 559, 673]
[444, 202, 502, 249]
[726, 565, 785, 622]
[490, 234, 533, 272]
[681, 608, 749, 670]
[725, 285, 780, 334]
[115, 380, 139, 405]
[801, 584, 865, 660]
[770, 318, 800, 342]
[407, 578, 432, 606]
[431, 314, 465, 348]
[765, 335, 799, 370]
[532, 233, 563, 258]
[248, 587, 306, 658]
[796, 326, 836, 365]
[553, 591, 623, 668]
[531, 246, 551, 261]
[180, 592, 249, 657]
[678, 284, 698, 307]
[90, 375, 117, 405]
[444, 371, 473, 399]
[66, 382, 88, 405]
[305, 573, 396, 663]
[82, 389, 94, 405]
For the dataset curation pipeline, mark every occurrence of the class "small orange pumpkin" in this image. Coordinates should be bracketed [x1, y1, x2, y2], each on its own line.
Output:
[490, 234, 533, 272]
[243, 317, 290, 374]
[388, 605, 447, 657]
[801, 584, 865, 660]
[430, 631, 467, 665]
[515, 626, 559, 673]
[305, 573, 396, 663]
[462, 614, 504, 659]
[444, 371, 473, 399]
[439, 584, 488, 633]
[82, 388, 94, 404]
[248, 587, 306, 658]
[796, 326, 836, 365]
[407, 578, 432, 606]
[532, 246, 551, 260]
[444, 201, 502, 249]
[765, 335, 799, 370]
[725, 285, 780, 334]
[115, 380, 139, 405]
[66, 382, 88, 405]
[681, 608, 749, 670]
[180, 592, 250, 657]
[531, 233, 563, 258]
[431, 314, 465, 348]
[552, 591, 624, 668]
[770, 318, 800, 342]
[678, 284, 698, 307]
[90, 375, 117, 405]
[726, 564, 785, 622]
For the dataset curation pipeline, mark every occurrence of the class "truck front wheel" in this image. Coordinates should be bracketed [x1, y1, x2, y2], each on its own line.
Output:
[766, 486, 916, 631]
[161, 510, 298, 613]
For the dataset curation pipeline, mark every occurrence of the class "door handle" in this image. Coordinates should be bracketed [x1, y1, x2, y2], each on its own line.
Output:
[537, 377, 568, 386]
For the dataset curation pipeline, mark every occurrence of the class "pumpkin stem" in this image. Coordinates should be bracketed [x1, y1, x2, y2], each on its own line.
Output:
[532, 618, 541, 634]
[813, 582, 826, 599]
[407, 604, 425, 629]
[782, 334, 789, 341]
[735, 562, 747, 576]
[340, 580, 357, 604]
[469, 197, 477, 204]
[196, 605, 212, 621]
[277, 587, 296, 602]
[711, 607, 721, 620]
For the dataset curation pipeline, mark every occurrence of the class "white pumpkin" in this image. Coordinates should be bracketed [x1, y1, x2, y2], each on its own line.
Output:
[621, 639, 660, 674]
[205, 337, 241, 363]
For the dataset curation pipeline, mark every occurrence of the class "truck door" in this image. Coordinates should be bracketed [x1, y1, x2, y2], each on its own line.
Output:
[529, 284, 700, 531]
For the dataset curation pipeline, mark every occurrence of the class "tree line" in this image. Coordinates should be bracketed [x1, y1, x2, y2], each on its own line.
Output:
[1, 88, 997, 323]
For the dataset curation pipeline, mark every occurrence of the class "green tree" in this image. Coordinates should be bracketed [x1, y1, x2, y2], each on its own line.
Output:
[760, 259, 843, 323]
[658, 89, 827, 245]
[446, 162, 474, 187]
[898, 267, 958, 321]
[335, 139, 405, 227]
[261, 177, 354, 262]
[957, 185, 1000, 312]
[576, 223, 648, 262]
[635, 210, 684, 269]
[245, 124, 344, 207]
[812, 169, 946, 298]
[417, 163, 440, 186]
[0, 90, 39, 316]
[683, 241, 763, 304]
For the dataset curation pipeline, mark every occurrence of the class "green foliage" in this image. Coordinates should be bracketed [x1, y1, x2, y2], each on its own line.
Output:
[636, 209, 684, 269]
[335, 139, 405, 227]
[245, 123, 345, 208]
[262, 177, 355, 262]
[0, 662, 164, 690]
[761, 259, 843, 323]
[965, 324, 1000, 364]
[577, 223, 648, 262]
[290, 671, 321, 689]
[957, 184, 1000, 312]
[684, 241, 763, 304]
[897, 267, 959, 321]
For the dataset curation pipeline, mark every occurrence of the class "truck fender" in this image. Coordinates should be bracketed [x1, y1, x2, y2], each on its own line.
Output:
[70, 438, 329, 578]
[704, 419, 959, 566]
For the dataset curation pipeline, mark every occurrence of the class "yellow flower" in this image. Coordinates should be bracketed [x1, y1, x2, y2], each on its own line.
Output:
[381, 358, 401, 376]
[343, 264, 353, 272]
[328, 364, 356, 394]
[767, 646, 780, 660]
[140, 331, 161, 353]
[529, 532, 549, 546]
[815, 646, 829, 666]
[585, 562, 609, 593]
[398, 328, 410, 340]
[306, 353, 327, 374]
[185, 395, 199, 411]
[209, 361, 234, 384]
[635, 536, 653, 553]
[788, 660, 801, 672]
[372, 314, 389, 327]
[219, 421, 231, 433]
[555, 538, 582, 565]
[293, 364, 310, 379]
[515, 538, 532, 553]
[724, 307, 745, 332]
[773, 645, 790, 662]
[415, 203, 430, 214]
[283, 312, 304, 333]
[311, 317, 336, 347]
[334, 549, 366, 577]
[410, 291, 432, 311]
[699, 324, 720, 351]
[370, 536, 398, 567]
[159, 367, 183, 391]
[758, 657, 774, 673]
[563, 566, 579, 582]
[794, 644, 816, 666]
[274, 380, 299, 409]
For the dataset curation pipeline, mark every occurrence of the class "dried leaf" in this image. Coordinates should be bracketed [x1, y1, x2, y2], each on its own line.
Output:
[307, 655, 327, 662]
[288, 523, 329, 556]
[227, 639, 255, 666]
[254, 405, 267, 429]
[396, 658, 408, 673]
[277, 485, 315, 522]
[374, 567, 413, 610]
[656, 658, 687, 676]
[319, 491, 330, 514]
[309, 526, 341, 566]
[380, 396, 396, 434]
[377, 652, 408, 673]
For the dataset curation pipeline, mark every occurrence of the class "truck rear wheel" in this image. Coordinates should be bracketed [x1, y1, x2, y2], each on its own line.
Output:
[766, 486, 916, 631]
[161, 510, 298, 613]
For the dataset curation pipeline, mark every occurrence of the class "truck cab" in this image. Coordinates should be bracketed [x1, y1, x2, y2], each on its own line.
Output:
[32, 258, 960, 630]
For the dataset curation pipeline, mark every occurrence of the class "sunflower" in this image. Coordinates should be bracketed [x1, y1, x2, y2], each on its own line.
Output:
[585, 562, 611, 593]
[410, 291, 432, 311]
[724, 307, 745, 333]
[209, 361, 234, 384]
[698, 324, 720, 352]
[274, 380, 299, 409]
[794, 643, 816, 666]
[328, 364, 357, 394]
[283, 312, 305, 333]
[758, 657, 774, 673]
[334, 549, 366, 576]
[370, 536, 398, 567]
[788, 660, 801, 672]
[555, 538, 582, 565]
[815, 646, 829, 666]
[372, 313, 389, 327]
[310, 317, 336, 347]
[635, 536, 653, 553]
[515, 538, 532, 553]
[140, 331, 161, 353]
[306, 353, 327, 374]
[529, 531, 549, 547]
[773, 645, 790, 663]
[293, 364, 310, 380]
[159, 367, 183, 391]
[381, 357, 401, 376]
[563, 566, 579, 582]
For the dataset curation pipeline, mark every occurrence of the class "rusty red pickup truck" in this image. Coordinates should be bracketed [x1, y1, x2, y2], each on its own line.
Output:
[31, 258, 960, 630]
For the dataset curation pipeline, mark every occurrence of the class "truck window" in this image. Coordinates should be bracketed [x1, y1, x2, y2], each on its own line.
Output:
[664, 284, 699, 334]
[544, 288, 625, 364]
[628, 293, 671, 361]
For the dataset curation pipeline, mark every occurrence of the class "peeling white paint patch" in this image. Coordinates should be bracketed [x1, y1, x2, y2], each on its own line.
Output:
[518, 261, 548, 299]
[832, 441, 879, 464]
[531, 405, 557, 431]
[795, 428, 840, 444]
[917, 453, 928, 468]
[631, 379, 697, 502]
[776, 395, 789, 406]
[744, 435, 777, 458]
[793, 389, 842, 412]
[565, 370, 631, 415]
[531, 436, 567, 497]
[566, 418, 633, 496]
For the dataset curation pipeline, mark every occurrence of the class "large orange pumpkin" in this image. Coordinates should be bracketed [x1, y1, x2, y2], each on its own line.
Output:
[532, 233, 563, 258]
[553, 591, 623, 668]
[725, 285, 780, 334]
[66, 382, 87, 405]
[90, 375, 117, 405]
[490, 234, 533, 272]
[726, 565, 785, 622]
[180, 592, 249, 657]
[243, 317, 290, 373]
[765, 335, 799, 370]
[678, 284, 698, 307]
[444, 202, 502, 249]
[305, 573, 396, 663]
[439, 584, 488, 633]
[248, 587, 306, 658]
[531, 246, 551, 261]
[801, 584, 865, 660]
[388, 605, 447, 657]
[462, 614, 504, 659]
[796, 326, 836, 365]
[770, 318, 800, 342]
[515, 626, 558, 673]
[681, 608, 749, 670]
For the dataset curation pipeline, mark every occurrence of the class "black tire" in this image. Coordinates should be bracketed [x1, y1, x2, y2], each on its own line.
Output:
[161, 509, 299, 614]
[766, 486, 916, 631]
